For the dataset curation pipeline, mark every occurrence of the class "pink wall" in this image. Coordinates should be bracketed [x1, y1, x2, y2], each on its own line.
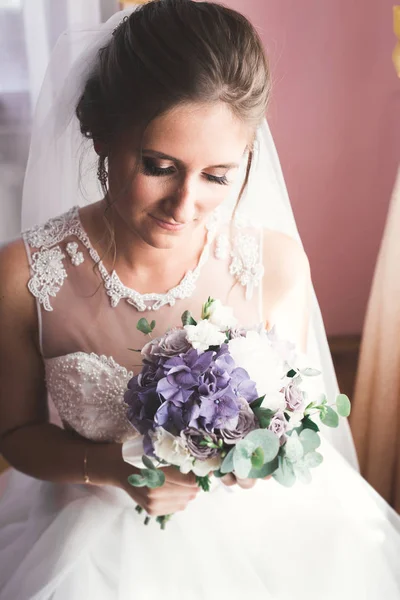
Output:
[224, 0, 400, 335]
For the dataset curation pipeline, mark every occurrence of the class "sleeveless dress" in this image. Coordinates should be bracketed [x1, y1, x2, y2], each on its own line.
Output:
[0, 207, 399, 600]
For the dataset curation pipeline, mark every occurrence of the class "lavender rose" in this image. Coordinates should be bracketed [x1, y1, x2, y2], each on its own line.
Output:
[285, 383, 305, 412]
[268, 411, 288, 444]
[181, 428, 220, 460]
[142, 328, 191, 363]
[218, 397, 257, 444]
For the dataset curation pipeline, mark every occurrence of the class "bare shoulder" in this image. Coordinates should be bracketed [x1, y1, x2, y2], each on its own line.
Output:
[0, 238, 37, 334]
[262, 229, 310, 289]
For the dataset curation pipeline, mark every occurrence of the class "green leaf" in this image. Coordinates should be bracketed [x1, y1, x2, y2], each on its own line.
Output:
[128, 474, 147, 487]
[287, 369, 297, 378]
[273, 457, 296, 487]
[304, 451, 323, 469]
[181, 310, 197, 327]
[142, 468, 166, 489]
[233, 453, 252, 479]
[299, 368, 321, 377]
[150, 320, 156, 331]
[336, 394, 351, 417]
[299, 429, 321, 454]
[244, 429, 280, 463]
[141, 455, 157, 470]
[299, 415, 320, 433]
[196, 475, 211, 492]
[136, 318, 153, 335]
[253, 407, 275, 429]
[320, 406, 339, 428]
[284, 432, 304, 463]
[251, 446, 265, 469]
[247, 456, 279, 478]
[250, 395, 266, 409]
[220, 446, 235, 474]
[212, 469, 224, 478]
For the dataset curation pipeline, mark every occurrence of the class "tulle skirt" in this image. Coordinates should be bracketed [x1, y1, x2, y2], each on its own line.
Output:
[1, 437, 399, 600]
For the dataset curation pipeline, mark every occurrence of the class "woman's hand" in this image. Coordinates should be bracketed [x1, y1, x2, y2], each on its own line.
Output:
[220, 473, 272, 489]
[94, 444, 200, 517]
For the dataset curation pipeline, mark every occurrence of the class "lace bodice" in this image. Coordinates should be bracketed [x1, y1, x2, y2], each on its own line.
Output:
[23, 207, 264, 443]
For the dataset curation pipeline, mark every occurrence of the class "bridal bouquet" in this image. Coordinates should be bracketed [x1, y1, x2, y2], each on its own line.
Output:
[123, 298, 350, 528]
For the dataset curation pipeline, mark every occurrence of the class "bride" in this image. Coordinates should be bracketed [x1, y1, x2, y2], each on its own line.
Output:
[0, 2, 399, 598]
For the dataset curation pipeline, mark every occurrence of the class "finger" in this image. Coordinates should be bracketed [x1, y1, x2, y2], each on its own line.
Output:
[262, 475, 272, 481]
[163, 467, 199, 488]
[221, 473, 236, 487]
[235, 477, 256, 490]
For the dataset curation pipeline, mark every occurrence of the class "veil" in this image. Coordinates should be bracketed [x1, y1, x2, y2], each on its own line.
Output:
[21, 6, 359, 470]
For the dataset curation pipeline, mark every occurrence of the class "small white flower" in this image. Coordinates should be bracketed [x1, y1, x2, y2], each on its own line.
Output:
[152, 428, 193, 472]
[286, 410, 305, 430]
[184, 320, 226, 352]
[206, 299, 238, 330]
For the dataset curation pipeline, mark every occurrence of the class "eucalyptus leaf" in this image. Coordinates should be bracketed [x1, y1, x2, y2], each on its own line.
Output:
[143, 468, 165, 489]
[284, 432, 304, 463]
[247, 456, 279, 478]
[299, 429, 321, 454]
[244, 429, 280, 462]
[235, 439, 255, 460]
[251, 447, 264, 469]
[299, 368, 321, 377]
[320, 406, 339, 428]
[142, 455, 157, 471]
[273, 457, 296, 487]
[233, 453, 252, 479]
[336, 394, 351, 417]
[304, 451, 323, 469]
[136, 318, 153, 335]
[128, 474, 147, 487]
[220, 446, 235, 474]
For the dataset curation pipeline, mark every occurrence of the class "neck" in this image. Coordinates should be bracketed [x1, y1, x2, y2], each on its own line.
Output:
[81, 200, 210, 293]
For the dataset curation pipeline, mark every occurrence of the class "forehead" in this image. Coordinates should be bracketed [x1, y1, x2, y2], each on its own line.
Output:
[142, 102, 253, 165]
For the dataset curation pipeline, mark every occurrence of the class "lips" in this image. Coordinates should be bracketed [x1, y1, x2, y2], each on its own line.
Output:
[150, 214, 186, 232]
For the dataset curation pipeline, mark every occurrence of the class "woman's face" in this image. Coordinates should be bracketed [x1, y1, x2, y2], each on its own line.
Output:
[107, 102, 252, 250]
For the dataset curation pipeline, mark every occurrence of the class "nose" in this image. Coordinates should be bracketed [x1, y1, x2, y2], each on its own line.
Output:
[166, 176, 198, 224]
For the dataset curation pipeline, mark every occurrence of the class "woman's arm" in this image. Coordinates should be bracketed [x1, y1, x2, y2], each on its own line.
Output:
[0, 240, 199, 516]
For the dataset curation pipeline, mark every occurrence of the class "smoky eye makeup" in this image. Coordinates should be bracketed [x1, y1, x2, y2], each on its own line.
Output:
[140, 156, 230, 186]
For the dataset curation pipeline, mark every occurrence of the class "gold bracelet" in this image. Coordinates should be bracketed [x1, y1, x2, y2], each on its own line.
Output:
[83, 448, 91, 484]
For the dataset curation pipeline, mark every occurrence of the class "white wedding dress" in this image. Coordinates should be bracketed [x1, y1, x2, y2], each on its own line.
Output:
[0, 206, 400, 600]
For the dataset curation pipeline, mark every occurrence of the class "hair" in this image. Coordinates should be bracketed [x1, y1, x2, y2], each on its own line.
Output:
[75, 0, 271, 255]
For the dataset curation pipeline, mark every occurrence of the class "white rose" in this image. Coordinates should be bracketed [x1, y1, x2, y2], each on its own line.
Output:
[207, 300, 237, 330]
[184, 320, 226, 352]
[228, 330, 286, 395]
[191, 455, 222, 477]
[261, 391, 286, 412]
[152, 428, 193, 472]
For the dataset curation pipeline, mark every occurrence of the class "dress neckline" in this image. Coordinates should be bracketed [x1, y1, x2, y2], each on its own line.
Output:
[73, 206, 219, 312]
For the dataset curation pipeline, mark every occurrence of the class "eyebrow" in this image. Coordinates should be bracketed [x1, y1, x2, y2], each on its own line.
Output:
[142, 149, 239, 170]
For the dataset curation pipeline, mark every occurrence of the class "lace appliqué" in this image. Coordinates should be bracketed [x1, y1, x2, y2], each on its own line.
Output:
[45, 351, 136, 443]
[27, 246, 67, 312]
[229, 234, 264, 300]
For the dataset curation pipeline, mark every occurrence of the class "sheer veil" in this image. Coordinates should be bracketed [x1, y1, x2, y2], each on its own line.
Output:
[21, 6, 358, 470]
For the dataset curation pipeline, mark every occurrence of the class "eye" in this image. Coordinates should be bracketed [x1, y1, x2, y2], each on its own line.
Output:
[141, 157, 175, 177]
[204, 173, 229, 186]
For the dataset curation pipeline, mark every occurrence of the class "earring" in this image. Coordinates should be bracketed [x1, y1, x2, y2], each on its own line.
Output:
[97, 157, 108, 188]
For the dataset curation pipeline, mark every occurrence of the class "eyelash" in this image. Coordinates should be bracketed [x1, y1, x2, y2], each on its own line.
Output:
[141, 158, 228, 186]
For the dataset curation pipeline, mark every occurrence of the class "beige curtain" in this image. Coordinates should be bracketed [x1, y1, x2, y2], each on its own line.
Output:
[350, 166, 400, 512]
